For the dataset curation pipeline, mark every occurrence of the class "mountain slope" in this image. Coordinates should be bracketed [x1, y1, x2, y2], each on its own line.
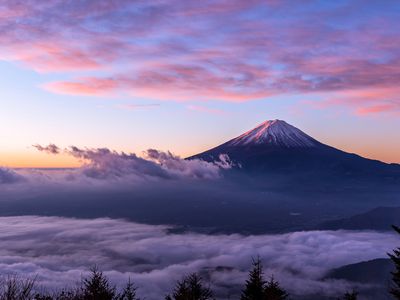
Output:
[325, 258, 393, 300]
[225, 120, 319, 148]
[320, 207, 400, 231]
[189, 119, 400, 179]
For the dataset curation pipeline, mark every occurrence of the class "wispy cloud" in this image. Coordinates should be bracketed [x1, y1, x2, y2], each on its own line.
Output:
[0, 1, 399, 113]
[32, 144, 61, 154]
[309, 87, 400, 116]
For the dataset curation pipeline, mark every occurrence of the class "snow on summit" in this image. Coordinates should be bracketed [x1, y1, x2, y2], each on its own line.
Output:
[226, 120, 319, 148]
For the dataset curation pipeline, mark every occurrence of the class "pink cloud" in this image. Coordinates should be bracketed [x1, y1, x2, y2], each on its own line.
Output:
[313, 87, 400, 116]
[0, 0, 399, 110]
[356, 104, 399, 116]
[44, 64, 274, 101]
[21, 43, 101, 72]
[45, 77, 119, 96]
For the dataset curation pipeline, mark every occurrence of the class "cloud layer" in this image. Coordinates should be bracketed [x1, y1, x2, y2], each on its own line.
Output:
[0, 167, 25, 184]
[0, 144, 235, 190]
[1, 1, 399, 114]
[29, 145, 233, 183]
[0, 216, 397, 299]
[0, 144, 231, 188]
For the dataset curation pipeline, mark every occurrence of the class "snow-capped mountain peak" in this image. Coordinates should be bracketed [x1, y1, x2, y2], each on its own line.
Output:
[226, 119, 319, 148]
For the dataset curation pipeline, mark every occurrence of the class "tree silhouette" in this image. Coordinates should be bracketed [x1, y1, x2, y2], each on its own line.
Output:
[81, 266, 116, 300]
[117, 278, 139, 300]
[241, 257, 288, 300]
[241, 257, 266, 300]
[0, 275, 36, 300]
[389, 225, 400, 299]
[165, 273, 213, 300]
[264, 276, 288, 300]
[342, 290, 358, 300]
[55, 289, 83, 300]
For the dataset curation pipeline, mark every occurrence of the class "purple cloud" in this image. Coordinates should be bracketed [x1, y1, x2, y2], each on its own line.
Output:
[0, 216, 396, 299]
[0, 1, 399, 113]
[33, 144, 60, 154]
[0, 167, 25, 184]
[32, 144, 233, 181]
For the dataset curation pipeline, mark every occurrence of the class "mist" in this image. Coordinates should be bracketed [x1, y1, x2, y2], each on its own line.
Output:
[0, 216, 396, 299]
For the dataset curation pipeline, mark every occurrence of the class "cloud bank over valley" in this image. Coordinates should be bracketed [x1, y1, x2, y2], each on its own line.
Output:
[0, 216, 396, 299]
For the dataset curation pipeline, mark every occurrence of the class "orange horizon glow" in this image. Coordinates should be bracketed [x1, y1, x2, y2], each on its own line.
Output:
[0, 151, 81, 169]
[1, 143, 399, 169]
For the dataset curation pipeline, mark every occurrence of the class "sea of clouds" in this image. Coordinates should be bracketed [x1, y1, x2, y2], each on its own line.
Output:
[0, 216, 397, 299]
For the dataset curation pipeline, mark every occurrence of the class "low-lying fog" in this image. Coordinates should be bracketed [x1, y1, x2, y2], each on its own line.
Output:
[0, 216, 397, 299]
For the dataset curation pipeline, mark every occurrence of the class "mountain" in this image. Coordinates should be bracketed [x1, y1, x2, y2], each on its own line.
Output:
[327, 258, 393, 284]
[189, 119, 400, 180]
[224, 120, 319, 148]
[325, 258, 393, 300]
[319, 207, 400, 231]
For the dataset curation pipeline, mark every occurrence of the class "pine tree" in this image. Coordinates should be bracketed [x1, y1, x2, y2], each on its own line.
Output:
[241, 257, 266, 300]
[264, 277, 288, 300]
[81, 266, 116, 300]
[166, 273, 213, 300]
[241, 257, 289, 300]
[389, 225, 400, 299]
[117, 278, 139, 300]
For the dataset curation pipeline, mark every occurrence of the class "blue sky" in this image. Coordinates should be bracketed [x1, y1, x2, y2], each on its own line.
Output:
[0, 0, 399, 167]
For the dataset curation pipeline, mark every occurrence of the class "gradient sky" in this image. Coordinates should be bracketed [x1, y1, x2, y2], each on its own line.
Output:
[0, 0, 399, 167]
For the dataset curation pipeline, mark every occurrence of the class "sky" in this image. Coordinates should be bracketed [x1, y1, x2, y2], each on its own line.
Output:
[0, 0, 399, 167]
